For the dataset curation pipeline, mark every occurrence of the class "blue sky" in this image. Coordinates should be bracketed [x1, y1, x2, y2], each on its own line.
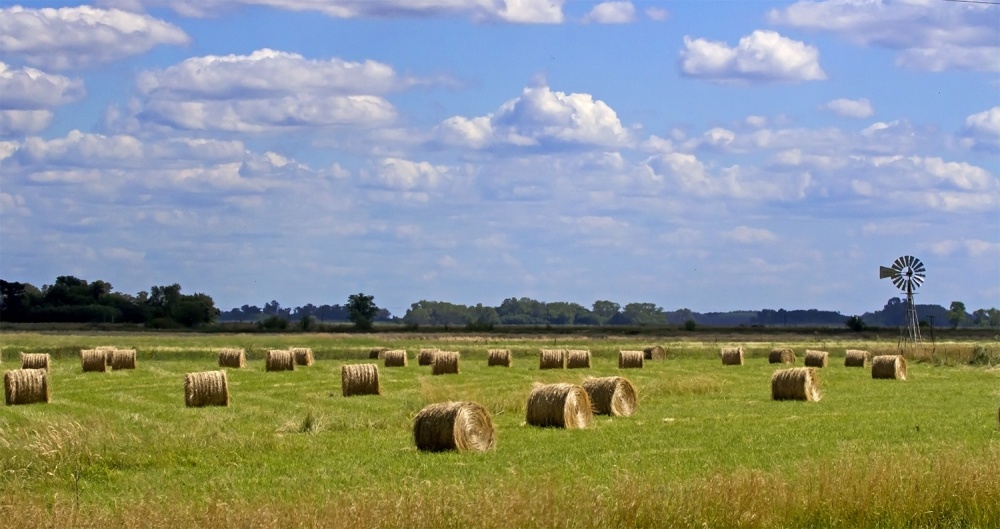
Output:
[1, 0, 997, 317]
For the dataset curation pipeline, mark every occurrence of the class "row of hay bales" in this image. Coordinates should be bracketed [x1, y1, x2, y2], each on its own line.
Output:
[722, 347, 907, 380]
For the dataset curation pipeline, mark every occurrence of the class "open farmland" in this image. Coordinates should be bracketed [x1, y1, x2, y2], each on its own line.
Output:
[2, 332, 999, 529]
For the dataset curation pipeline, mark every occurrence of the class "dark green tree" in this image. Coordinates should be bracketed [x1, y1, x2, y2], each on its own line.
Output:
[845, 315, 867, 332]
[947, 301, 967, 329]
[347, 293, 379, 330]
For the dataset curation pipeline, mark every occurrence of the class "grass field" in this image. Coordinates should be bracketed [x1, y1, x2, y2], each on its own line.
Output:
[2, 332, 999, 528]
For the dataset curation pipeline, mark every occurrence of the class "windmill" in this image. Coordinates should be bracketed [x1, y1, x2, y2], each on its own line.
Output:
[879, 255, 926, 344]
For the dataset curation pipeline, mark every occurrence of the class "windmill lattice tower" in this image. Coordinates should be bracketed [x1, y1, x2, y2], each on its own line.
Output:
[879, 255, 926, 345]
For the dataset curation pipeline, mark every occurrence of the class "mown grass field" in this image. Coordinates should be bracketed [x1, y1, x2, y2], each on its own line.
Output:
[2, 332, 999, 528]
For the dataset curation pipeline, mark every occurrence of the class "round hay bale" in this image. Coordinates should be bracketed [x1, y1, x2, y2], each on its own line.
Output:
[643, 345, 666, 360]
[110, 349, 136, 370]
[80, 349, 107, 373]
[417, 348, 438, 366]
[566, 349, 591, 369]
[265, 349, 295, 372]
[804, 350, 829, 368]
[872, 355, 907, 380]
[4, 369, 50, 405]
[368, 347, 388, 360]
[341, 364, 380, 397]
[771, 367, 821, 401]
[184, 370, 229, 407]
[291, 347, 314, 366]
[582, 376, 637, 416]
[218, 348, 247, 368]
[20, 353, 50, 371]
[413, 401, 495, 452]
[721, 347, 744, 366]
[618, 350, 644, 369]
[539, 349, 565, 370]
[95, 346, 116, 364]
[384, 349, 408, 367]
[487, 349, 512, 367]
[525, 383, 592, 429]
[432, 351, 460, 375]
[844, 349, 871, 367]
[768, 348, 796, 364]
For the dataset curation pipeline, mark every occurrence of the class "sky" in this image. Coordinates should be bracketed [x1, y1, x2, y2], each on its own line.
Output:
[0, 0, 998, 318]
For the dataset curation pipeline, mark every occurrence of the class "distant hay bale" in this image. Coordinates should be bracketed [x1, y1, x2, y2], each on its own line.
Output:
[4, 369, 50, 405]
[525, 383, 593, 429]
[582, 376, 637, 416]
[184, 370, 229, 407]
[539, 349, 565, 370]
[872, 355, 907, 380]
[417, 348, 438, 366]
[643, 345, 666, 360]
[413, 401, 495, 452]
[110, 349, 137, 370]
[368, 347, 388, 360]
[618, 350, 644, 369]
[80, 349, 107, 373]
[291, 347, 314, 366]
[487, 349, 512, 367]
[771, 367, 821, 401]
[721, 347, 744, 366]
[20, 353, 50, 371]
[432, 351, 460, 375]
[844, 349, 871, 367]
[95, 346, 117, 364]
[804, 350, 829, 368]
[265, 349, 295, 372]
[566, 349, 591, 369]
[768, 348, 796, 364]
[384, 349, 408, 367]
[341, 364, 380, 397]
[218, 348, 247, 368]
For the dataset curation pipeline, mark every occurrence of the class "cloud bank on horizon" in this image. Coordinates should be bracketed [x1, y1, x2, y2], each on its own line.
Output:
[0, 0, 997, 316]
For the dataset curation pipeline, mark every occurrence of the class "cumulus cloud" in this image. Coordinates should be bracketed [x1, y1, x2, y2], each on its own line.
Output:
[0, 110, 53, 136]
[129, 0, 565, 23]
[584, 2, 636, 24]
[768, 0, 1000, 72]
[0, 63, 85, 110]
[0, 5, 189, 70]
[644, 152, 812, 201]
[724, 226, 778, 244]
[960, 106, 1000, 153]
[680, 30, 826, 84]
[929, 238, 1000, 257]
[825, 98, 874, 119]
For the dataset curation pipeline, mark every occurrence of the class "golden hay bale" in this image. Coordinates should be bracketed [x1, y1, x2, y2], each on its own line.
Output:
[525, 383, 593, 429]
[110, 349, 136, 370]
[184, 370, 229, 407]
[4, 369, 50, 405]
[368, 347, 388, 360]
[771, 367, 821, 401]
[384, 349, 408, 367]
[539, 349, 565, 370]
[582, 376, 637, 416]
[619, 350, 644, 369]
[417, 348, 438, 366]
[721, 347, 744, 366]
[413, 401, 496, 452]
[95, 346, 117, 364]
[80, 349, 107, 373]
[566, 349, 591, 369]
[218, 348, 247, 368]
[804, 350, 829, 368]
[432, 351, 460, 375]
[768, 348, 796, 364]
[291, 347, 314, 366]
[20, 353, 50, 371]
[844, 349, 871, 367]
[265, 349, 295, 372]
[872, 355, 907, 380]
[643, 345, 666, 360]
[487, 349, 512, 367]
[341, 364, 380, 397]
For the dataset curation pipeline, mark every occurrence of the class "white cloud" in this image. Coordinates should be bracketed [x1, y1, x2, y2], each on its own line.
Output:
[0, 192, 30, 216]
[645, 152, 811, 201]
[724, 226, 778, 244]
[0, 63, 85, 110]
[768, 0, 1000, 72]
[680, 30, 826, 84]
[825, 98, 874, 119]
[370, 157, 450, 191]
[16, 130, 143, 166]
[645, 7, 669, 22]
[929, 238, 1000, 257]
[0, 6, 189, 70]
[960, 106, 1000, 153]
[584, 2, 635, 24]
[0, 110, 52, 136]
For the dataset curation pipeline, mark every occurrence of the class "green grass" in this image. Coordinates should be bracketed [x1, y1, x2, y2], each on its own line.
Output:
[1, 333, 999, 528]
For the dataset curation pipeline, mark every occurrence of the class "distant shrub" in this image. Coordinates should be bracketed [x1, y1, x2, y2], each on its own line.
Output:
[969, 345, 999, 366]
[683, 319, 697, 331]
[259, 315, 288, 331]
